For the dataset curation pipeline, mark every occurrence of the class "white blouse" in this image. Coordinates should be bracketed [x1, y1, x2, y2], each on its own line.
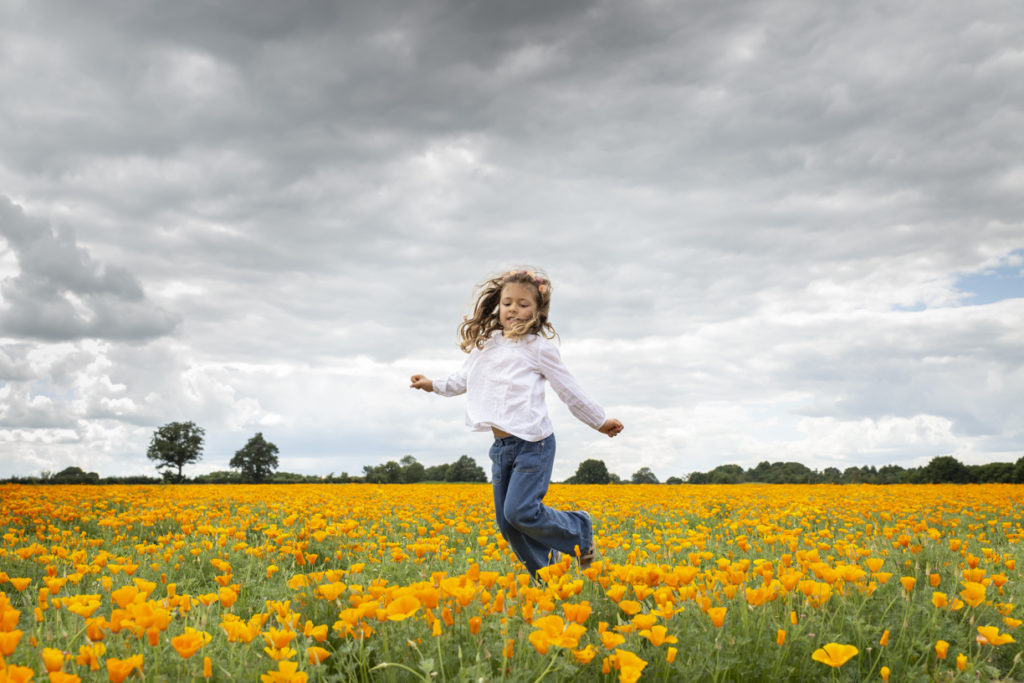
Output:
[433, 332, 607, 441]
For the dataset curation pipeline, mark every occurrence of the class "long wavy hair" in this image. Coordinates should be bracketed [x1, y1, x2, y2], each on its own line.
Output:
[458, 268, 557, 352]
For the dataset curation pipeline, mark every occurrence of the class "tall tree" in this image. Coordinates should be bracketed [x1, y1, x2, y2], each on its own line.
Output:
[230, 432, 280, 482]
[400, 455, 426, 483]
[445, 455, 487, 482]
[920, 455, 971, 483]
[147, 421, 204, 482]
[572, 459, 611, 484]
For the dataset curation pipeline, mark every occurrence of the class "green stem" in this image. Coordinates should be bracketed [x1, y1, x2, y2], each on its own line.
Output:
[370, 662, 430, 682]
[532, 652, 558, 683]
[436, 628, 446, 682]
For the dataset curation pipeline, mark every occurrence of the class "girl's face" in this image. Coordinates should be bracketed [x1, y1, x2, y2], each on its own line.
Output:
[499, 282, 538, 331]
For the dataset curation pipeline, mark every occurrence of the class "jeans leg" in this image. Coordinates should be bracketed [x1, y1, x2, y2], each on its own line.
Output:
[502, 435, 592, 565]
[490, 437, 559, 576]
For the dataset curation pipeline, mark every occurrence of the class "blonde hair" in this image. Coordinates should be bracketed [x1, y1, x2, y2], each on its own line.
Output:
[458, 268, 557, 352]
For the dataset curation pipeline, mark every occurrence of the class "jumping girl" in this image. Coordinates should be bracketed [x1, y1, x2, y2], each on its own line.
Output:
[410, 267, 624, 578]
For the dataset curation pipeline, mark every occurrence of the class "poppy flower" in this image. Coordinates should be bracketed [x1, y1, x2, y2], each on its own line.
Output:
[48, 672, 82, 683]
[385, 595, 421, 622]
[0, 665, 34, 683]
[639, 625, 677, 647]
[263, 628, 297, 650]
[0, 629, 23, 656]
[811, 643, 858, 668]
[106, 654, 143, 683]
[42, 647, 67, 673]
[601, 631, 626, 649]
[960, 581, 986, 607]
[976, 626, 1015, 646]
[260, 661, 308, 683]
[572, 645, 597, 664]
[171, 628, 211, 659]
[613, 649, 648, 683]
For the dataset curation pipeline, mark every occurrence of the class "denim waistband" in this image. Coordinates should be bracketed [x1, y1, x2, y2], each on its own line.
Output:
[493, 433, 554, 446]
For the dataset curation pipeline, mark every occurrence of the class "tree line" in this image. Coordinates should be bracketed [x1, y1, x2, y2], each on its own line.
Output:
[4, 421, 488, 485]
[565, 455, 1024, 485]
[5, 419, 1023, 486]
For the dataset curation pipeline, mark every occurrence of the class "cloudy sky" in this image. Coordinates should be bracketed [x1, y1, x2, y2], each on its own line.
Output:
[1, 0, 1022, 483]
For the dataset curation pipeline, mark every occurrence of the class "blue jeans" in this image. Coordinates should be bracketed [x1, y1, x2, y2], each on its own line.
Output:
[488, 433, 593, 577]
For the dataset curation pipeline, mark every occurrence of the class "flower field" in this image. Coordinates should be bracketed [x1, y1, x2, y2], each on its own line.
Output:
[0, 483, 1021, 682]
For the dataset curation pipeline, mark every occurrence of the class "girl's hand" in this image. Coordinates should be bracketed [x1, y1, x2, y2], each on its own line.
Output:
[409, 374, 434, 392]
[599, 419, 623, 437]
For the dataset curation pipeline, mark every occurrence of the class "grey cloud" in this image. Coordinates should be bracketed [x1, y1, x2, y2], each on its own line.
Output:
[0, 197, 180, 341]
[0, 345, 33, 381]
[0, 383, 77, 429]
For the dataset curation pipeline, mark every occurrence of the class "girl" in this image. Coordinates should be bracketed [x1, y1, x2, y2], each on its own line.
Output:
[410, 268, 623, 578]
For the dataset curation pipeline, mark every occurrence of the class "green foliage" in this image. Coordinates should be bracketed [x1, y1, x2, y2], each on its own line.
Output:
[362, 455, 486, 484]
[567, 458, 611, 484]
[631, 466, 659, 484]
[445, 455, 487, 482]
[229, 432, 280, 482]
[146, 421, 205, 482]
[709, 463, 744, 484]
[679, 455, 1023, 485]
[193, 470, 242, 484]
[919, 455, 972, 483]
[51, 466, 100, 484]
[400, 455, 426, 483]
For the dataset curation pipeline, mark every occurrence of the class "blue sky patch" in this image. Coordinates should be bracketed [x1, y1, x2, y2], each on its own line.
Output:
[956, 251, 1024, 305]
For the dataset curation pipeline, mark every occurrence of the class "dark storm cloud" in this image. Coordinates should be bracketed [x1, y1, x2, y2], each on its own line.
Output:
[0, 197, 179, 341]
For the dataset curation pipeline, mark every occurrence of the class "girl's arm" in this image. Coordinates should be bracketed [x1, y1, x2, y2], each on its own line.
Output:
[409, 375, 434, 392]
[536, 342, 622, 437]
[411, 354, 471, 396]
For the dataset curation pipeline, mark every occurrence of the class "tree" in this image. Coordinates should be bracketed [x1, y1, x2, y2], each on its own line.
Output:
[820, 467, 842, 484]
[631, 467, 659, 484]
[230, 432, 280, 482]
[52, 466, 99, 484]
[687, 471, 709, 484]
[572, 459, 611, 484]
[708, 464, 743, 484]
[424, 463, 451, 482]
[876, 464, 905, 484]
[400, 455, 426, 483]
[363, 461, 401, 484]
[445, 455, 487, 483]
[147, 421, 204, 482]
[920, 455, 971, 484]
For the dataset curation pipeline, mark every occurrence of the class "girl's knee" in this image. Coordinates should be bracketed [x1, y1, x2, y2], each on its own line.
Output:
[504, 502, 540, 531]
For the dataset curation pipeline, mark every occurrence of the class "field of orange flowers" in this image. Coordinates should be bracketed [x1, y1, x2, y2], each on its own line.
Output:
[0, 483, 1021, 682]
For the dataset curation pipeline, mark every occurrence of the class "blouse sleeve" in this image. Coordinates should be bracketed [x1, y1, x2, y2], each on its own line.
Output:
[535, 340, 607, 430]
[432, 352, 471, 397]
